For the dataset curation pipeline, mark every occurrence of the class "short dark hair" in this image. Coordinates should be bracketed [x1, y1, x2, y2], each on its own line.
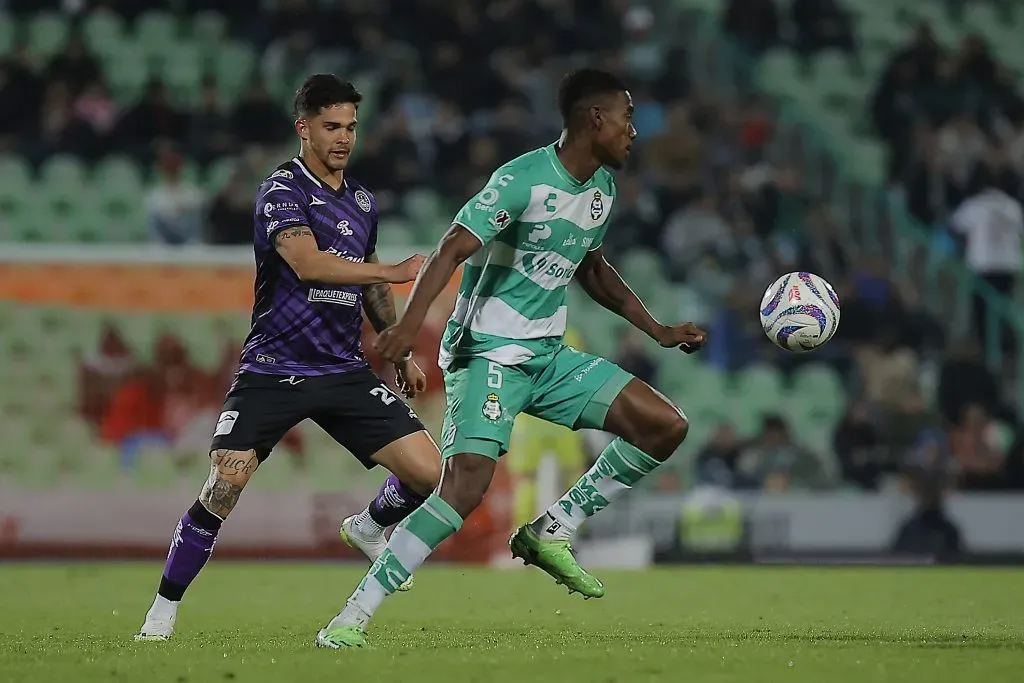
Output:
[557, 68, 628, 127]
[293, 74, 362, 118]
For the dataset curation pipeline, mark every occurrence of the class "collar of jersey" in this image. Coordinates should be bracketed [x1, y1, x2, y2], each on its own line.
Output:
[293, 156, 348, 196]
[545, 143, 596, 189]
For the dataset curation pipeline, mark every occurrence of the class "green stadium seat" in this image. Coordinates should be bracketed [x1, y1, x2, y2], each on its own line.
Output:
[215, 42, 257, 100]
[192, 11, 227, 48]
[40, 155, 87, 188]
[204, 156, 239, 193]
[26, 12, 70, 59]
[93, 156, 145, 196]
[102, 41, 149, 105]
[134, 10, 178, 49]
[82, 8, 125, 59]
[164, 43, 203, 105]
[0, 13, 14, 54]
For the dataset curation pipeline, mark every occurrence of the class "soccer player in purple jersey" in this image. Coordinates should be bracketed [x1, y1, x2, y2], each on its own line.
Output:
[135, 75, 442, 641]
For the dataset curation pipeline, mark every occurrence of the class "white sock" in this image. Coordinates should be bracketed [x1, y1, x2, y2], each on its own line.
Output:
[531, 511, 576, 541]
[531, 438, 661, 542]
[146, 594, 178, 619]
[350, 506, 386, 538]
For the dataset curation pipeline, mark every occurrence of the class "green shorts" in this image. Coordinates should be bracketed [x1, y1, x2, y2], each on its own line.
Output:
[439, 344, 634, 460]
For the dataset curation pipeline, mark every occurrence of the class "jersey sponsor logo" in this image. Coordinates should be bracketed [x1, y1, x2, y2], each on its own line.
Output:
[267, 221, 279, 234]
[325, 247, 364, 262]
[270, 169, 294, 180]
[214, 410, 239, 436]
[310, 195, 327, 206]
[256, 353, 277, 363]
[582, 237, 594, 249]
[496, 174, 514, 187]
[528, 224, 552, 243]
[590, 190, 604, 221]
[492, 208, 512, 229]
[519, 251, 577, 287]
[266, 180, 291, 193]
[562, 235, 577, 247]
[478, 188, 500, 206]
[354, 190, 372, 213]
[308, 288, 359, 306]
[573, 357, 603, 382]
[337, 220, 353, 235]
[482, 393, 502, 421]
[279, 376, 305, 385]
[264, 201, 300, 217]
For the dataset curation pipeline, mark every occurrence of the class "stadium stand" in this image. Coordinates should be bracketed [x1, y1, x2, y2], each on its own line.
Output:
[1, 0, 1022, 497]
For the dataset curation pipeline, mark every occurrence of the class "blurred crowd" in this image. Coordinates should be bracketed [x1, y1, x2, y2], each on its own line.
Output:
[6, 0, 1024, 501]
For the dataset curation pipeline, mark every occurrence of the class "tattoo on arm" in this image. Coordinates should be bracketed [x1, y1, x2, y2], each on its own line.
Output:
[274, 226, 313, 246]
[362, 253, 398, 332]
[200, 450, 259, 517]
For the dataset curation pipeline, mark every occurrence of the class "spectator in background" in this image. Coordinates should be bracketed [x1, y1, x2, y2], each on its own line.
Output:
[790, 0, 858, 68]
[661, 193, 733, 281]
[937, 343, 1002, 426]
[948, 175, 1024, 349]
[0, 46, 43, 150]
[77, 322, 136, 428]
[832, 401, 884, 490]
[736, 414, 831, 491]
[43, 30, 100, 96]
[70, 79, 116, 161]
[893, 429, 961, 558]
[146, 146, 204, 245]
[116, 78, 187, 161]
[695, 422, 745, 488]
[722, 0, 780, 56]
[207, 169, 254, 245]
[188, 76, 234, 167]
[949, 403, 1007, 490]
[230, 77, 292, 148]
[613, 330, 658, 389]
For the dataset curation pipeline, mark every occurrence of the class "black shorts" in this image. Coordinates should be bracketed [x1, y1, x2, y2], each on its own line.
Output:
[209, 370, 425, 467]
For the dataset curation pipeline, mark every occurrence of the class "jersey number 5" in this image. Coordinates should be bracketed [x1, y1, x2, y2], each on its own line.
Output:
[487, 361, 503, 389]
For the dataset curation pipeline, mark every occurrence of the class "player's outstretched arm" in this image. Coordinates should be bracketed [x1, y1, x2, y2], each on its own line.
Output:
[274, 226, 423, 285]
[373, 224, 481, 362]
[575, 246, 706, 352]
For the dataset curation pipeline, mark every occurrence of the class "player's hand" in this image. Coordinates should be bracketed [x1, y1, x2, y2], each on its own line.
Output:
[395, 358, 427, 398]
[388, 254, 426, 283]
[656, 322, 707, 354]
[374, 323, 417, 363]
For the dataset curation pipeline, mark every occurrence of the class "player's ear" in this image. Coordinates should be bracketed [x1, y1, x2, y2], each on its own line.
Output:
[590, 105, 603, 132]
[294, 118, 308, 142]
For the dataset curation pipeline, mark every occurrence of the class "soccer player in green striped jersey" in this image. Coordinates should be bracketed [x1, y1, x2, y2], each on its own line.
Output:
[316, 69, 707, 649]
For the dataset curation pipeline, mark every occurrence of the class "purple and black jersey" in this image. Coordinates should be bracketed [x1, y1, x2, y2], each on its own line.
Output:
[238, 157, 379, 376]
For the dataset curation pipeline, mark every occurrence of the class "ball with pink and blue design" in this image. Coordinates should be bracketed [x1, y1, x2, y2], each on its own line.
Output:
[759, 272, 840, 352]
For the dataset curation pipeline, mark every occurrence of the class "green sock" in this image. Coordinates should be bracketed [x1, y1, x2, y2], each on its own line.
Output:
[336, 493, 463, 627]
[532, 438, 660, 541]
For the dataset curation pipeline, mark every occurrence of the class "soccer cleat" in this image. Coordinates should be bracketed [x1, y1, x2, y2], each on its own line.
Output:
[315, 625, 372, 650]
[508, 524, 605, 599]
[339, 515, 413, 591]
[134, 614, 175, 642]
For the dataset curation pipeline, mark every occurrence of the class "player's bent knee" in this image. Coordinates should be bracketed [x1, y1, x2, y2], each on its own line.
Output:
[371, 432, 442, 496]
[440, 453, 495, 519]
[635, 410, 688, 462]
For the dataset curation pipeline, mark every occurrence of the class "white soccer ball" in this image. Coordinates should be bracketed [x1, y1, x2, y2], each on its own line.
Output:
[759, 271, 840, 352]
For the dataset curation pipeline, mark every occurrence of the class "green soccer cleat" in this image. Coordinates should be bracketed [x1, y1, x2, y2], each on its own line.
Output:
[509, 525, 605, 599]
[315, 625, 372, 650]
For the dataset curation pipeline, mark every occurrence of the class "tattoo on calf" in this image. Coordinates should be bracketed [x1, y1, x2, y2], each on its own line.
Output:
[200, 450, 258, 516]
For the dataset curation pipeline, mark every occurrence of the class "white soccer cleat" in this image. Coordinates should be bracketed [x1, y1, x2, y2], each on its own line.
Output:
[134, 616, 175, 641]
[339, 515, 414, 591]
[134, 599, 177, 641]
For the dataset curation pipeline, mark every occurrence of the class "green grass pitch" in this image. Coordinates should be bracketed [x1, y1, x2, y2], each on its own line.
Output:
[2, 563, 1022, 682]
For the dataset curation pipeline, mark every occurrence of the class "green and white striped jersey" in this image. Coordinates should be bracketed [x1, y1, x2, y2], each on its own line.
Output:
[439, 144, 616, 369]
